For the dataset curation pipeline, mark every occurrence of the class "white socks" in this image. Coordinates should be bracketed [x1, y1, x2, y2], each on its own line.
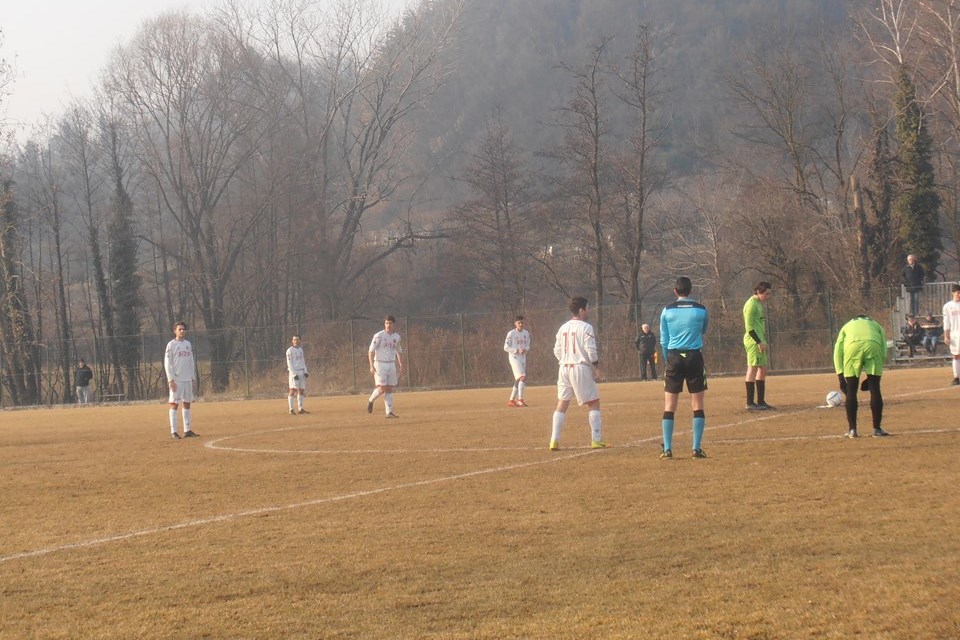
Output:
[169, 408, 177, 433]
[589, 410, 602, 442]
[183, 408, 191, 431]
[369, 388, 382, 403]
[385, 393, 393, 414]
[954, 358, 960, 379]
[288, 396, 295, 411]
[517, 381, 525, 400]
[551, 411, 566, 443]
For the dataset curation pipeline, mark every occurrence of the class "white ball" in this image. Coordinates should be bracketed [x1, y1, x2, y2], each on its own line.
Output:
[826, 390, 843, 407]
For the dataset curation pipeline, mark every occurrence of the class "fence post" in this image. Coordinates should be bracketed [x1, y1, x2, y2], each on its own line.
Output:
[242, 326, 250, 399]
[826, 289, 835, 341]
[460, 313, 467, 387]
[350, 318, 357, 393]
[404, 316, 413, 389]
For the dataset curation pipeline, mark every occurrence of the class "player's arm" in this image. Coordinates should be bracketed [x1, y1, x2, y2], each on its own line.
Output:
[504, 333, 514, 354]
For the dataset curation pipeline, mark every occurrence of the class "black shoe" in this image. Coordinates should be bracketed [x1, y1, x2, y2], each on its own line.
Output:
[298, 409, 309, 414]
[183, 430, 199, 438]
[952, 378, 960, 386]
[171, 432, 181, 440]
[755, 402, 775, 410]
[367, 401, 373, 414]
[872, 429, 891, 437]
[386, 412, 399, 419]
[692, 449, 708, 459]
[846, 429, 859, 438]
[746, 403, 758, 411]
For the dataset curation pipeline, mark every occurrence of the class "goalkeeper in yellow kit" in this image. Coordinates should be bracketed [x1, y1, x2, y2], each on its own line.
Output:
[743, 282, 774, 410]
[833, 315, 891, 438]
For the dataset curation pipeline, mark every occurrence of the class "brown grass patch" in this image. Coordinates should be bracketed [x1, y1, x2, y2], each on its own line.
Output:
[1, 368, 959, 639]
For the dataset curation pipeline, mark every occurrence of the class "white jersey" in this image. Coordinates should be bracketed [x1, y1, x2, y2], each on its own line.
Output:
[286, 346, 308, 375]
[943, 299, 960, 355]
[554, 318, 598, 365]
[164, 338, 195, 383]
[504, 329, 531, 355]
[369, 330, 402, 363]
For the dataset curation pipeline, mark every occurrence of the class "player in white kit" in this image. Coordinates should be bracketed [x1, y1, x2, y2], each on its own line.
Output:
[549, 297, 605, 450]
[942, 283, 960, 385]
[286, 334, 309, 414]
[367, 316, 403, 418]
[164, 321, 198, 439]
[504, 315, 531, 407]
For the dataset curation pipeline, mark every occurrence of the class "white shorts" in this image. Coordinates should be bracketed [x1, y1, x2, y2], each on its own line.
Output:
[556, 364, 599, 405]
[374, 361, 398, 387]
[168, 380, 194, 405]
[288, 372, 306, 390]
[508, 354, 527, 379]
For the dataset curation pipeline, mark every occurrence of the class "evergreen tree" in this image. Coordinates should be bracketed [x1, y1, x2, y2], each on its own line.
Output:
[106, 128, 142, 399]
[893, 67, 941, 276]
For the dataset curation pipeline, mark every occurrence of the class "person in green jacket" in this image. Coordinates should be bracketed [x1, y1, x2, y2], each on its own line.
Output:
[743, 281, 774, 410]
[833, 315, 891, 438]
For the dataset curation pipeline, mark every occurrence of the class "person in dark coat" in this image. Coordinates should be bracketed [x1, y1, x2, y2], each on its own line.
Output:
[75, 359, 93, 404]
[902, 254, 925, 317]
[635, 323, 658, 381]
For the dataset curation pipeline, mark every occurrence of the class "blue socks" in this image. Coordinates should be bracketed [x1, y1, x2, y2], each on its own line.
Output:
[662, 412, 675, 451]
[692, 410, 705, 450]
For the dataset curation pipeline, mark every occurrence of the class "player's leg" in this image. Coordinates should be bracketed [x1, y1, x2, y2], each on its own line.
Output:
[516, 373, 527, 406]
[169, 402, 180, 438]
[841, 350, 864, 437]
[368, 363, 384, 413]
[381, 385, 396, 416]
[686, 351, 708, 457]
[180, 382, 197, 436]
[298, 388, 306, 413]
[550, 372, 573, 450]
[864, 375, 886, 435]
[585, 398, 603, 447]
[661, 351, 683, 457]
[288, 388, 297, 414]
[744, 337, 759, 407]
[952, 355, 960, 384]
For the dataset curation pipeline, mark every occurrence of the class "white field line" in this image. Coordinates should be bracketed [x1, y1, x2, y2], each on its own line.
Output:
[0, 449, 596, 564]
[2, 384, 956, 564]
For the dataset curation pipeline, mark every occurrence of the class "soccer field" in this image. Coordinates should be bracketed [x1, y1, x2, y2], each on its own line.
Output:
[2, 368, 958, 639]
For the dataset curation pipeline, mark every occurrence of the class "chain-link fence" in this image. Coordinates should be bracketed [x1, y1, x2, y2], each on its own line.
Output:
[2, 284, 955, 408]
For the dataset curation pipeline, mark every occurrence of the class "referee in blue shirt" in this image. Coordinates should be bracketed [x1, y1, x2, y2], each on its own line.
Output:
[659, 276, 710, 459]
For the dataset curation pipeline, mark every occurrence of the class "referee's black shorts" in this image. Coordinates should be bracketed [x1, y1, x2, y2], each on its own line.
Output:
[663, 349, 707, 394]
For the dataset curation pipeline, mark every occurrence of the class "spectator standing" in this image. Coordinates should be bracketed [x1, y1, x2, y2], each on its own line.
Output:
[902, 254, 925, 317]
[635, 323, 658, 381]
[75, 359, 93, 404]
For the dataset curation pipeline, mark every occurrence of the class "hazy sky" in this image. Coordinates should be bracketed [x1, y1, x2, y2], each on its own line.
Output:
[2, 0, 412, 140]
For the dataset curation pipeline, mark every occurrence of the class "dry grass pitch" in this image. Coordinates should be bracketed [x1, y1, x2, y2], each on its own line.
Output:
[2, 368, 959, 639]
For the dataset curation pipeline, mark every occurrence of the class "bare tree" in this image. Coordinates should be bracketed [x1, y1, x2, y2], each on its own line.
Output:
[607, 23, 672, 321]
[551, 37, 612, 334]
[0, 179, 42, 405]
[107, 11, 287, 391]
[450, 108, 536, 312]
[221, 0, 464, 321]
[20, 140, 74, 402]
